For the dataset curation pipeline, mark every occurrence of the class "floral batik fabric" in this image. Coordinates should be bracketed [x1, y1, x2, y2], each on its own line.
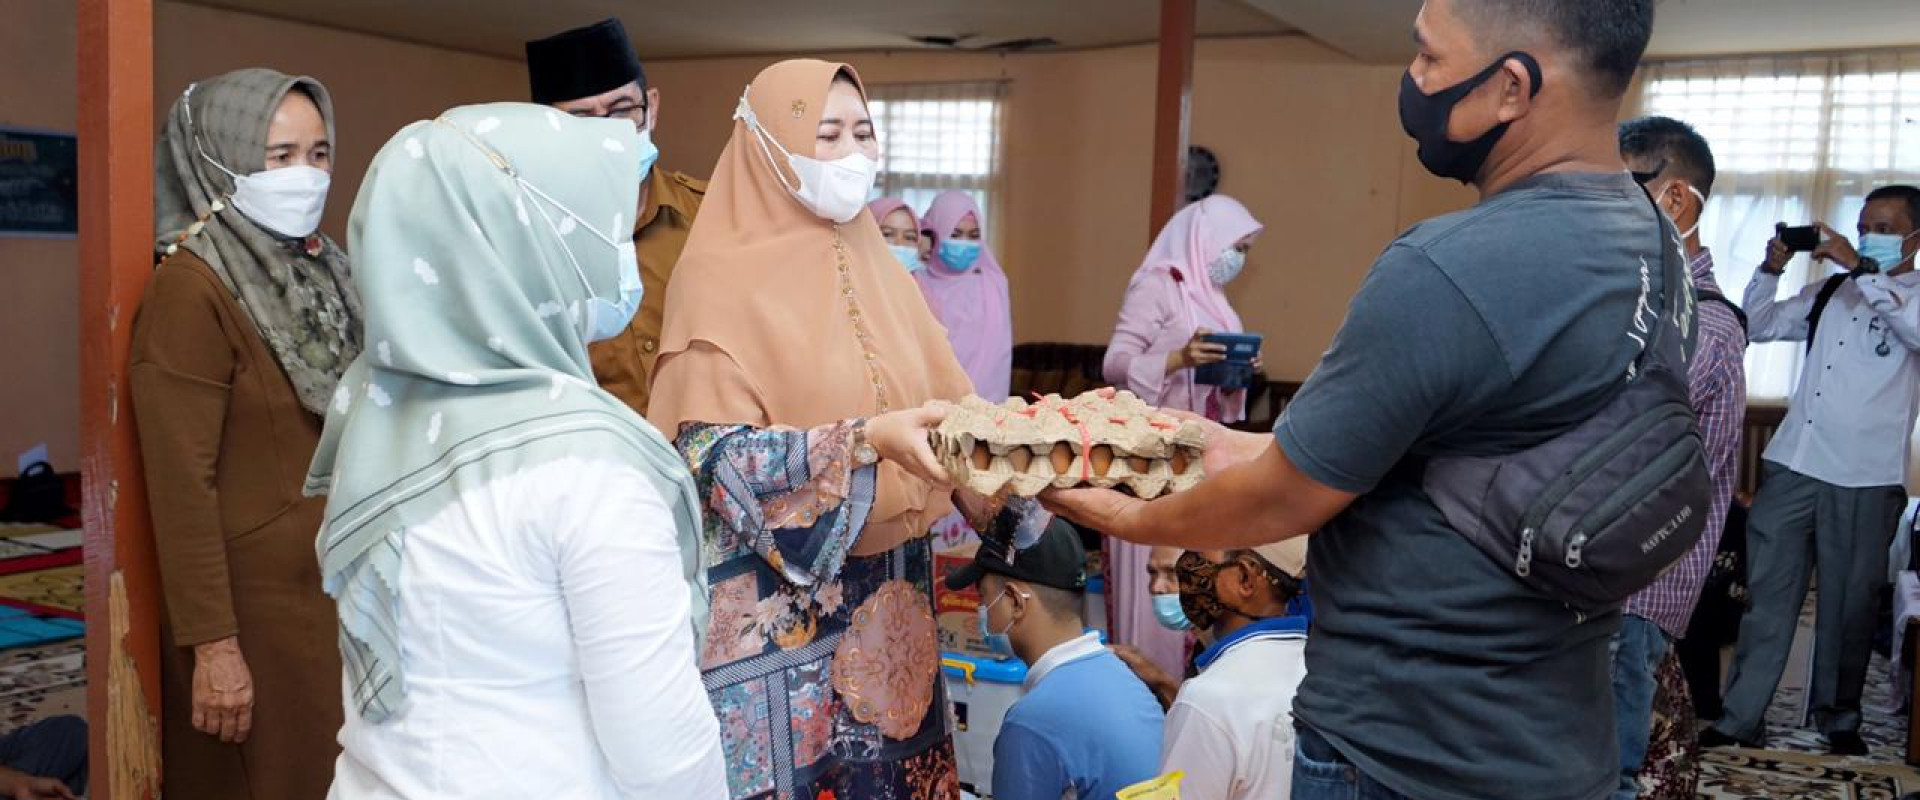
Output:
[1636, 651, 1701, 800]
[680, 421, 964, 800]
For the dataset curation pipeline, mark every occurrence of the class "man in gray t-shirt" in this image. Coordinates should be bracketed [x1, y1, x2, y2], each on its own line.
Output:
[1043, 2, 1666, 799]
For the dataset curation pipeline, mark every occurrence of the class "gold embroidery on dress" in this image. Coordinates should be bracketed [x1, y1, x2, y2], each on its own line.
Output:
[833, 229, 891, 413]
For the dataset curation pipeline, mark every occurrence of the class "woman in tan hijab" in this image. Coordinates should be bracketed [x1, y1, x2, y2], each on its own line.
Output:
[652, 60, 1049, 800]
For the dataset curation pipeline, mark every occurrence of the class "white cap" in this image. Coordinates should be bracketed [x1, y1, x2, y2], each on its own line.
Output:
[1250, 537, 1309, 578]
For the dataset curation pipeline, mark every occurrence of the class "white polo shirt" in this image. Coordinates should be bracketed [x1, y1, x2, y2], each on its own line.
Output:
[1159, 617, 1308, 800]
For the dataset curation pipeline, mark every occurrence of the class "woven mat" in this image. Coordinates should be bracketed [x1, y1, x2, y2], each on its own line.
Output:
[0, 640, 84, 730]
[0, 565, 83, 620]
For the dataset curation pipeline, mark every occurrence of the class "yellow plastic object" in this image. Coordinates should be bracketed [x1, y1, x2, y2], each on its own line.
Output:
[941, 657, 976, 685]
[1117, 771, 1185, 800]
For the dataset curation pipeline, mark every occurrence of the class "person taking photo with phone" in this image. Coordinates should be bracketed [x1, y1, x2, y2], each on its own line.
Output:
[1100, 194, 1265, 683]
[1704, 184, 1920, 755]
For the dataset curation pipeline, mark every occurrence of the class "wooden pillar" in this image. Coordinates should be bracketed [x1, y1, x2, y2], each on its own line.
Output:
[1148, 0, 1197, 234]
[78, 1, 163, 797]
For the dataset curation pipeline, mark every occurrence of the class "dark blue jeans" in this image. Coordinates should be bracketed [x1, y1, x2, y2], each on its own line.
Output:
[1610, 614, 1671, 800]
[1292, 724, 1416, 800]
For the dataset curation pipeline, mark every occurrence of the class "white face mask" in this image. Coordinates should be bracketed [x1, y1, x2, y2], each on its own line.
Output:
[1654, 181, 1709, 241]
[225, 165, 331, 238]
[184, 83, 332, 238]
[198, 142, 331, 239]
[1208, 248, 1247, 286]
[734, 91, 878, 224]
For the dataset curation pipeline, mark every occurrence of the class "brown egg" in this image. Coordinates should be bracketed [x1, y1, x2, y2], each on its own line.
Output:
[1127, 455, 1151, 475]
[1089, 445, 1114, 477]
[1171, 449, 1190, 475]
[1008, 447, 1033, 472]
[970, 443, 991, 471]
[1049, 442, 1074, 474]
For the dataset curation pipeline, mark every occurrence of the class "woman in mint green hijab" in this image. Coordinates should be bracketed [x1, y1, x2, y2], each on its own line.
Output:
[304, 103, 728, 798]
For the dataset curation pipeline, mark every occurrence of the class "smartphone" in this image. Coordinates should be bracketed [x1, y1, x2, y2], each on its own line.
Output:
[1194, 333, 1263, 390]
[1779, 225, 1821, 253]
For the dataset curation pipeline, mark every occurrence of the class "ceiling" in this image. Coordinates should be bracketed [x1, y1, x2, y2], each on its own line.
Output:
[177, 0, 1920, 64]
[1238, 0, 1920, 64]
[176, 0, 1293, 61]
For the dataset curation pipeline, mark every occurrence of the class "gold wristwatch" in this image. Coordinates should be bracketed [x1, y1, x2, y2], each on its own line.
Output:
[851, 421, 880, 468]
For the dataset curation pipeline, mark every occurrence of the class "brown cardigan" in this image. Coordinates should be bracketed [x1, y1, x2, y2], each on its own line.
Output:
[129, 248, 342, 800]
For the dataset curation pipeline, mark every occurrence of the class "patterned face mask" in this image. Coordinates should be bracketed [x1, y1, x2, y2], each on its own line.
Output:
[1174, 551, 1240, 632]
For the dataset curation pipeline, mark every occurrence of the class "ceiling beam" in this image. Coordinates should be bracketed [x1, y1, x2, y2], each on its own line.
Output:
[1238, 0, 1420, 63]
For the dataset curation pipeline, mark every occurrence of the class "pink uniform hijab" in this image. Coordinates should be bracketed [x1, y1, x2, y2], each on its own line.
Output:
[915, 191, 1012, 401]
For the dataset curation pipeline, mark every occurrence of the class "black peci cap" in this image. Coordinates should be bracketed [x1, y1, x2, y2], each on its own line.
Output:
[945, 518, 1088, 593]
[525, 18, 646, 105]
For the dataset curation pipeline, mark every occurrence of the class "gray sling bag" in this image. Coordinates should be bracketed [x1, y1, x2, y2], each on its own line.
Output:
[1421, 196, 1711, 614]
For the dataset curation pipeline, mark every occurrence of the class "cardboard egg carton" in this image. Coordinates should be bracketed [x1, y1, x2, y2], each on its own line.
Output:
[931, 388, 1206, 499]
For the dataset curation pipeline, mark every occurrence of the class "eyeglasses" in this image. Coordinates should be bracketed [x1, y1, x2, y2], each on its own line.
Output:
[572, 102, 648, 124]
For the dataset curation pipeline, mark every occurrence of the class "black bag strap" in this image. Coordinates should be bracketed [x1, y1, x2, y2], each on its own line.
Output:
[1696, 288, 1749, 337]
[1805, 274, 1848, 354]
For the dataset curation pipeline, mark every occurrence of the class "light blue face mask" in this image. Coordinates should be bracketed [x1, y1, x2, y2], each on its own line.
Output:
[939, 239, 983, 272]
[1860, 231, 1919, 272]
[525, 180, 643, 344]
[634, 128, 661, 180]
[1151, 593, 1193, 631]
[590, 243, 643, 342]
[889, 244, 923, 273]
[978, 589, 1017, 660]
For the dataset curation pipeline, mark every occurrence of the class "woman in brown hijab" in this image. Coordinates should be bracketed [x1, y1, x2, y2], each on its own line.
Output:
[652, 60, 1049, 800]
[130, 69, 357, 799]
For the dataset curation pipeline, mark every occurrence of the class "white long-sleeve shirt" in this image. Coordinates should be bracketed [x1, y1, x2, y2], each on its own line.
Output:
[328, 457, 726, 800]
[1746, 269, 1920, 488]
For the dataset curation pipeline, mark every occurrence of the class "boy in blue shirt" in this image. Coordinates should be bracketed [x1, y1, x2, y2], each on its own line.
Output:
[946, 520, 1164, 800]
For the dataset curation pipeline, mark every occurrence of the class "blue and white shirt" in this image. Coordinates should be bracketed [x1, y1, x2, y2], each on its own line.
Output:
[1163, 617, 1309, 800]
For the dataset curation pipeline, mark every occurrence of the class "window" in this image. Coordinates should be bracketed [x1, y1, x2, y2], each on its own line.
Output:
[1639, 50, 1920, 400]
[867, 81, 1008, 242]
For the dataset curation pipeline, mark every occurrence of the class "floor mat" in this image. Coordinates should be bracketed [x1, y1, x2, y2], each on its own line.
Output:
[0, 525, 80, 560]
[1694, 593, 1920, 798]
[0, 549, 81, 577]
[0, 607, 82, 650]
[1698, 748, 1910, 799]
[0, 565, 83, 620]
[0, 639, 84, 731]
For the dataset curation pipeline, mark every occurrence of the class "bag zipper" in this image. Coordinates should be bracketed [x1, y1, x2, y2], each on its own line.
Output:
[1567, 434, 1701, 564]
[1513, 401, 1693, 568]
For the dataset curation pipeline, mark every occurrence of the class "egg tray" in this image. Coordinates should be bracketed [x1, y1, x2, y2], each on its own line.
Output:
[930, 388, 1206, 499]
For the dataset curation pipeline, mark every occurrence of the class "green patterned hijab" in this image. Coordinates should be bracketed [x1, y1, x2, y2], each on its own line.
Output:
[156, 69, 363, 414]
[304, 103, 705, 722]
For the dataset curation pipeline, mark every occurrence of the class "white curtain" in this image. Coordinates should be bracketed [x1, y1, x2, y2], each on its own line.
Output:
[867, 80, 1009, 244]
[1638, 49, 1920, 400]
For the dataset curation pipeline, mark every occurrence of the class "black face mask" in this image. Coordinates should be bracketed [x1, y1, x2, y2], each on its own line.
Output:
[1398, 51, 1544, 184]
